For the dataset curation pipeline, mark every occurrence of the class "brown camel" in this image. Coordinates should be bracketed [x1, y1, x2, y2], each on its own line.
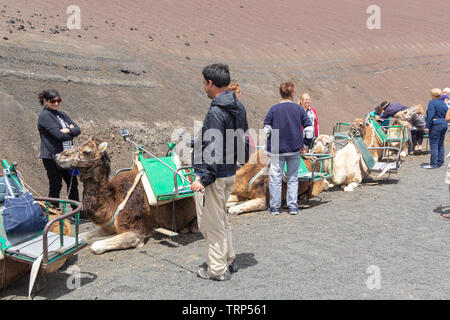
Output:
[227, 149, 324, 214]
[55, 138, 197, 255]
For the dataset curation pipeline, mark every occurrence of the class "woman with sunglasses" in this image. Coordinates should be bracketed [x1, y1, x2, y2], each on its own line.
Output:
[37, 89, 83, 216]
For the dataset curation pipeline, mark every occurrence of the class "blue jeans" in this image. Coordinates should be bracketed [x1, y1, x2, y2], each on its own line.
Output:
[429, 122, 447, 167]
[269, 154, 300, 212]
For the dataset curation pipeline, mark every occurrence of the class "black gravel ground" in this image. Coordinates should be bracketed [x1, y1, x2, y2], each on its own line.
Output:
[2, 150, 450, 300]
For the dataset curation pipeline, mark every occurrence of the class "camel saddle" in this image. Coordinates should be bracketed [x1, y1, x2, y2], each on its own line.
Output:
[134, 151, 195, 207]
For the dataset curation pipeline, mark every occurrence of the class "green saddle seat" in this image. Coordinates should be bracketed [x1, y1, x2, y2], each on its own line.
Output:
[353, 136, 375, 170]
[138, 153, 194, 201]
[283, 155, 333, 182]
[368, 117, 407, 144]
[353, 136, 400, 175]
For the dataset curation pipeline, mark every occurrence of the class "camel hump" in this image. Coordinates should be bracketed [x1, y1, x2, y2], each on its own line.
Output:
[109, 170, 140, 196]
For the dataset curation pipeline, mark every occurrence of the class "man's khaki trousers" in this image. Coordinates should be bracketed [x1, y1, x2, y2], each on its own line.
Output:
[195, 175, 236, 276]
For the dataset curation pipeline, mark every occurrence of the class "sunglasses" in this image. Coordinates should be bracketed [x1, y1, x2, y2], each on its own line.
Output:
[48, 98, 62, 104]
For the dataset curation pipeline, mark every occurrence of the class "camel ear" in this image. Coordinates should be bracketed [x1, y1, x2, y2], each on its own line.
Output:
[98, 142, 108, 153]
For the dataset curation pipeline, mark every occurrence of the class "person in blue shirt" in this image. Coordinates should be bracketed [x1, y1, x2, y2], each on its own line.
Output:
[263, 82, 313, 215]
[423, 88, 449, 169]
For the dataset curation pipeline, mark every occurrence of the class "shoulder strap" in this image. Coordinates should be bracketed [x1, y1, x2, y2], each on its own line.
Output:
[2, 170, 23, 197]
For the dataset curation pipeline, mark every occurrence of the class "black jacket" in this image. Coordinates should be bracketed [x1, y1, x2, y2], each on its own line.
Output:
[193, 91, 249, 187]
[37, 107, 81, 159]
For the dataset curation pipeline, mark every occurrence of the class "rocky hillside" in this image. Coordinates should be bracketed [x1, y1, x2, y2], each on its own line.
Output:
[0, 0, 448, 194]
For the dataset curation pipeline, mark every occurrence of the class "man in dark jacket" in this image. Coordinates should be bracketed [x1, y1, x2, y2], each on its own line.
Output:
[191, 64, 248, 281]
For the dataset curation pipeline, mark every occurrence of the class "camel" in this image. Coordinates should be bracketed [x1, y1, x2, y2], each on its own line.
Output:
[226, 149, 325, 214]
[1, 204, 72, 289]
[55, 138, 197, 255]
[391, 104, 422, 157]
[350, 117, 409, 161]
[349, 118, 384, 161]
[360, 105, 420, 161]
[313, 134, 368, 192]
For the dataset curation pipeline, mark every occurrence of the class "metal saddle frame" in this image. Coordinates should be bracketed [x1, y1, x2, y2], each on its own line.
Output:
[1, 159, 86, 298]
[352, 135, 401, 179]
[116, 143, 195, 238]
[282, 153, 334, 204]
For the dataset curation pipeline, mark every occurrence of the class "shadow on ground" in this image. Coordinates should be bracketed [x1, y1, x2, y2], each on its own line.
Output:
[433, 205, 450, 216]
[1, 255, 97, 300]
[197, 252, 257, 273]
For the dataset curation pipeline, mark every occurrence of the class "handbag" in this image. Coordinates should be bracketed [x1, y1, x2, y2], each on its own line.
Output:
[2, 169, 48, 234]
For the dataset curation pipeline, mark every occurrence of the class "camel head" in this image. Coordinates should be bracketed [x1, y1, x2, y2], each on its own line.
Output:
[349, 118, 366, 138]
[398, 105, 418, 122]
[392, 105, 419, 131]
[312, 135, 336, 155]
[55, 138, 109, 170]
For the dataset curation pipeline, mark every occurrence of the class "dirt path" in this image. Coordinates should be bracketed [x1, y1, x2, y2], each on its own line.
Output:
[2, 147, 450, 300]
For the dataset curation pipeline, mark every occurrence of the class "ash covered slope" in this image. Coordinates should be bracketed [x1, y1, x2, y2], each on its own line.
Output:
[0, 0, 449, 194]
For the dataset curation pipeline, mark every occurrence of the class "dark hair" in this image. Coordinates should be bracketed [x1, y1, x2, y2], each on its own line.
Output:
[375, 105, 383, 114]
[279, 82, 295, 99]
[39, 89, 60, 105]
[202, 64, 230, 88]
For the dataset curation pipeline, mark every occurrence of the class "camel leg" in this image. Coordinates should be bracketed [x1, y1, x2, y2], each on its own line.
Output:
[80, 227, 115, 243]
[179, 226, 190, 234]
[90, 231, 144, 255]
[323, 179, 333, 191]
[343, 182, 359, 192]
[226, 201, 246, 208]
[189, 217, 200, 233]
[180, 217, 199, 234]
[228, 198, 266, 215]
[227, 195, 240, 203]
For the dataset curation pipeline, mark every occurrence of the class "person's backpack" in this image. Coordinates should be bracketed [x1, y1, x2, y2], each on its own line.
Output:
[227, 108, 254, 166]
[2, 169, 48, 234]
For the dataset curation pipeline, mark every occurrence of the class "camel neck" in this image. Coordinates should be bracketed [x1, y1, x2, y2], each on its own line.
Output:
[80, 165, 112, 225]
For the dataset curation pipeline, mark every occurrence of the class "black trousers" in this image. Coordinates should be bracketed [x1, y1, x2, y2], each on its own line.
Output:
[42, 158, 79, 210]
[411, 130, 424, 146]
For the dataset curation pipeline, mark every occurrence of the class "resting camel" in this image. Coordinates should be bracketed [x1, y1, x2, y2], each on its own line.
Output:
[313, 134, 368, 192]
[55, 138, 197, 255]
[350, 118, 384, 161]
[1, 205, 72, 288]
[391, 104, 422, 157]
[351, 116, 409, 161]
[226, 149, 325, 214]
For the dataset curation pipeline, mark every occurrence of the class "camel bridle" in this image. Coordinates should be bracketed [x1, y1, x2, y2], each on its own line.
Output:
[67, 145, 105, 173]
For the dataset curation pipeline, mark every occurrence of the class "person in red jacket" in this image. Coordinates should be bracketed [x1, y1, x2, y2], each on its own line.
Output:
[298, 93, 320, 138]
